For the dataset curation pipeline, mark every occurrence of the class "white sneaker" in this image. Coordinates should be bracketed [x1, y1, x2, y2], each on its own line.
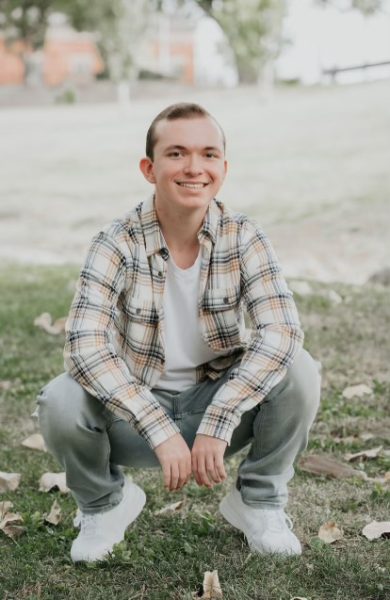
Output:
[70, 478, 146, 563]
[219, 487, 301, 556]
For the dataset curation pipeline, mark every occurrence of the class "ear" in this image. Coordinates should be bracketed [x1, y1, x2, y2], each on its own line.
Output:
[139, 157, 156, 183]
[223, 159, 228, 176]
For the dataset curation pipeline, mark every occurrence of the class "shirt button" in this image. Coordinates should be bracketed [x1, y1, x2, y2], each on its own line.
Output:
[136, 308, 141, 314]
[223, 296, 229, 303]
[158, 271, 163, 277]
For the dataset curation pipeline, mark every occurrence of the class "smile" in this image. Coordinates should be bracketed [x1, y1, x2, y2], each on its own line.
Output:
[176, 182, 209, 189]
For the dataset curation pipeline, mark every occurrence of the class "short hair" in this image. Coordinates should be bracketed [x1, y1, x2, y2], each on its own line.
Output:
[145, 102, 226, 160]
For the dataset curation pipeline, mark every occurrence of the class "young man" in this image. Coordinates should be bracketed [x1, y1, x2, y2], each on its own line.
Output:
[37, 103, 320, 563]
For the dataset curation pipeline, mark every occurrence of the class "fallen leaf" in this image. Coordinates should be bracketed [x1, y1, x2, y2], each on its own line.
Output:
[342, 384, 372, 399]
[34, 312, 67, 335]
[299, 455, 366, 479]
[21, 433, 47, 452]
[154, 500, 185, 515]
[0, 380, 12, 391]
[367, 472, 390, 485]
[44, 500, 62, 526]
[362, 521, 390, 540]
[0, 511, 26, 540]
[0, 501, 13, 519]
[290, 597, 309, 600]
[345, 446, 383, 462]
[318, 521, 343, 544]
[0, 472, 21, 493]
[39, 472, 69, 494]
[194, 570, 223, 599]
[360, 432, 375, 441]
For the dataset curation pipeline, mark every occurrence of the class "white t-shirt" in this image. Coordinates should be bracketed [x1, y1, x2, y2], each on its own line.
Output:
[155, 249, 233, 391]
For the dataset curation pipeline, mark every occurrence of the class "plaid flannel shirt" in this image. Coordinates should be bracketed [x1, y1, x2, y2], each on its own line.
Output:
[64, 195, 304, 450]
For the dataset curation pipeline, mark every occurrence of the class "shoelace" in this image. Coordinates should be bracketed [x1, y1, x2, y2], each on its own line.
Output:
[265, 511, 293, 533]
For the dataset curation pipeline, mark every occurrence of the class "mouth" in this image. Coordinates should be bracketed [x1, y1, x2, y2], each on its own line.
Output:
[175, 181, 209, 190]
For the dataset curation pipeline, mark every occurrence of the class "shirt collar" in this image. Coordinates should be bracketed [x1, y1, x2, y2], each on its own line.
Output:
[197, 197, 221, 246]
[139, 195, 222, 258]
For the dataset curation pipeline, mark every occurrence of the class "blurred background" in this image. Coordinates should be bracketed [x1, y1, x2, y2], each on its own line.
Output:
[0, 0, 389, 284]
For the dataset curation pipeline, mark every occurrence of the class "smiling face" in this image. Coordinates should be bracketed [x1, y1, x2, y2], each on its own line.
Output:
[139, 116, 227, 217]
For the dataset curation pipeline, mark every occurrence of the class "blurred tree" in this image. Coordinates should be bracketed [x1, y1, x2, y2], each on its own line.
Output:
[54, 0, 154, 84]
[317, 1, 384, 15]
[195, 0, 286, 84]
[0, 0, 154, 85]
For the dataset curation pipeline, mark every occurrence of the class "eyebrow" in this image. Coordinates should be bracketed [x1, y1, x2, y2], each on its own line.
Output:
[163, 144, 223, 153]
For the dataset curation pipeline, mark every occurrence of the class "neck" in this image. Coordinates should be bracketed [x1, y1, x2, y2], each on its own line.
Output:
[155, 199, 207, 252]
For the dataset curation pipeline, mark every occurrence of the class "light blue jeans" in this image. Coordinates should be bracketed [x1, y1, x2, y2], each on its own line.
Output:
[37, 349, 320, 514]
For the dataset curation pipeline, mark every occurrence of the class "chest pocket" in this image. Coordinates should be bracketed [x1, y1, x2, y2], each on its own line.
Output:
[201, 285, 243, 349]
[126, 295, 158, 325]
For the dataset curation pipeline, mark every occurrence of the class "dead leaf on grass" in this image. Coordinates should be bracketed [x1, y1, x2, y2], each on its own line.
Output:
[39, 472, 69, 494]
[0, 380, 12, 391]
[345, 446, 383, 462]
[0, 511, 26, 540]
[318, 521, 343, 544]
[193, 570, 223, 599]
[298, 455, 366, 479]
[0, 501, 13, 519]
[342, 384, 372, 399]
[362, 521, 390, 540]
[154, 500, 185, 515]
[360, 432, 375, 442]
[21, 433, 47, 452]
[367, 472, 390, 485]
[34, 312, 67, 335]
[44, 499, 62, 526]
[0, 472, 21, 493]
[290, 597, 309, 600]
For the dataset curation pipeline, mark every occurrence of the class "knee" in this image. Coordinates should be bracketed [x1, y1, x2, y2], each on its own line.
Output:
[37, 373, 87, 441]
[284, 349, 321, 421]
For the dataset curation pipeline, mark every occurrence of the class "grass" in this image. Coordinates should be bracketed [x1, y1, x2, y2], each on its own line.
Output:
[0, 265, 389, 600]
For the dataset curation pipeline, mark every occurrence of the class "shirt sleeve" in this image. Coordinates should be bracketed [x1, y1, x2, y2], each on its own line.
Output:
[196, 219, 304, 445]
[63, 230, 179, 450]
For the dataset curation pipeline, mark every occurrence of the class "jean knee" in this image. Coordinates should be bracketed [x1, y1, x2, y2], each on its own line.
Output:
[287, 349, 321, 422]
[37, 373, 86, 442]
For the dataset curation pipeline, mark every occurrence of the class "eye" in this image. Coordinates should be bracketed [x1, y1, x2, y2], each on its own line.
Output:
[205, 152, 218, 159]
[167, 150, 183, 158]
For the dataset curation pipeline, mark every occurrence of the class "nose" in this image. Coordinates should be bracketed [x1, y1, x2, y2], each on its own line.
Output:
[183, 154, 203, 176]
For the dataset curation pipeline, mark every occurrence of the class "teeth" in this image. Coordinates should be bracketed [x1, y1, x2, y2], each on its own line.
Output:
[177, 182, 206, 189]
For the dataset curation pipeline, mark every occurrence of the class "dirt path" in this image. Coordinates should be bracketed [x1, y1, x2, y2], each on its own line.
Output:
[1, 82, 389, 284]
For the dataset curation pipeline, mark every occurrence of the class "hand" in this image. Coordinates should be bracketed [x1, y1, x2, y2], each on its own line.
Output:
[191, 434, 228, 488]
[154, 433, 192, 492]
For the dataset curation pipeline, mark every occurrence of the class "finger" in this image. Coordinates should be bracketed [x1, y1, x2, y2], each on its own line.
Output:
[197, 455, 213, 488]
[215, 458, 227, 481]
[170, 464, 179, 492]
[162, 463, 171, 490]
[185, 457, 192, 485]
[176, 460, 188, 490]
[191, 454, 201, 487]
[206, 455, 219, 484]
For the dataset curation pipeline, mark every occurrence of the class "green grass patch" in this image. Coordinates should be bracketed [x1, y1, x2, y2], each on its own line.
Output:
[1, 266, 389, 599]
